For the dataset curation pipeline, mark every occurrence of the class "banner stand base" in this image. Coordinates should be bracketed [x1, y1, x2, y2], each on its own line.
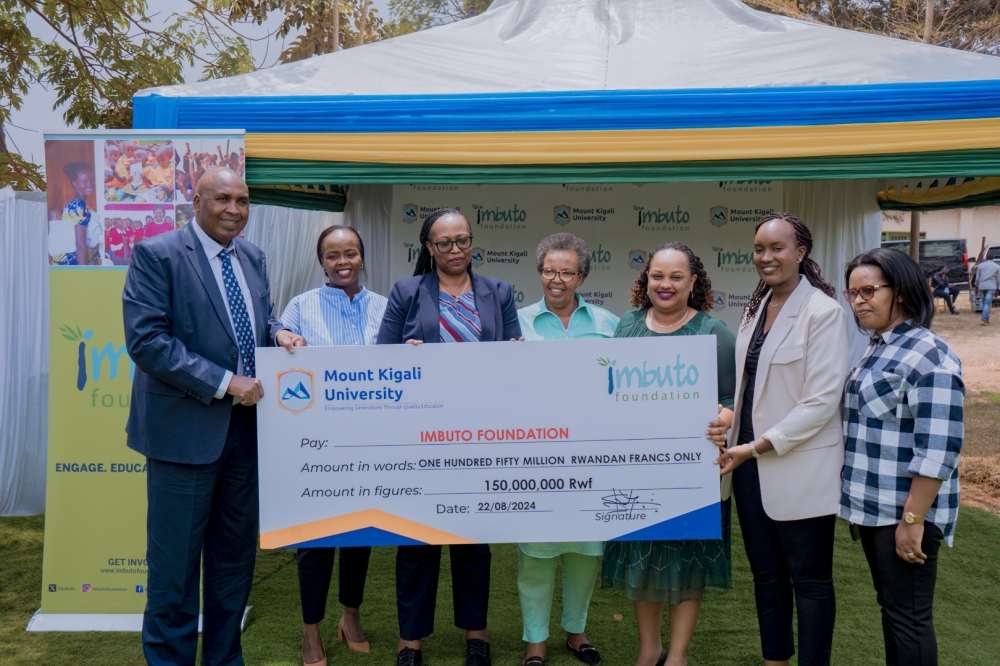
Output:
[26, 606, 253, 633]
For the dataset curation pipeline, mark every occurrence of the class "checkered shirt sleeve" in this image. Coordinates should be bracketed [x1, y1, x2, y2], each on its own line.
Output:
[839, 323, 965, 545]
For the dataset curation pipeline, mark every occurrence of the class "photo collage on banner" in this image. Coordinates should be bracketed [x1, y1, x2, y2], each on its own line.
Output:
[389, 182, 783, 332]
[44, 135, 245, 268]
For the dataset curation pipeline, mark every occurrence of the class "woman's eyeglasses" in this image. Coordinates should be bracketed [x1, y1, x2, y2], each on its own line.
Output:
[432, 236, 473, 252]
[842, 284, 887, 303]
[540, 268, 581, 281]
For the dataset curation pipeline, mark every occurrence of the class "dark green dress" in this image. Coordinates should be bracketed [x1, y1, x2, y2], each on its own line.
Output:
[601, 309, 737, 604]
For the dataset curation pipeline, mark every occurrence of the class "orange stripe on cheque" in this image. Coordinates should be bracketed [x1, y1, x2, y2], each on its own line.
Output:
[260, 508, 477, 549]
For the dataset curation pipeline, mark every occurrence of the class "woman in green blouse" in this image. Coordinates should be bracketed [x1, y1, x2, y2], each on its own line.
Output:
[602, 242, 736, 666]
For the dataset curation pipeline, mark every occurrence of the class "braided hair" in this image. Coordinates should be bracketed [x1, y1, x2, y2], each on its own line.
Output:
[412, 208, 468, 276]
[742, 212, 835, 330]
[629, 242, 714, 312]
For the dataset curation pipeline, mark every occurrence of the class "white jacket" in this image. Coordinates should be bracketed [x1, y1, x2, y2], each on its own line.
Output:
[721, 277, 850, 521]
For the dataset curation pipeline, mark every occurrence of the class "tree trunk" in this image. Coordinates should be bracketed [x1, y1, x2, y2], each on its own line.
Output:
[333, 1, 340, 51]
[924, 0, 934, 44]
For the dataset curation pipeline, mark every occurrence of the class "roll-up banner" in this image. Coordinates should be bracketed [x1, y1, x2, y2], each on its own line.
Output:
[32, 131, 245, 632]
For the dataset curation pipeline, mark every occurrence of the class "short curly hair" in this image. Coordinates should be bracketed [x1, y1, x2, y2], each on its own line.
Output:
[629, 242, 714, 312]
[535, 232, 591, 278]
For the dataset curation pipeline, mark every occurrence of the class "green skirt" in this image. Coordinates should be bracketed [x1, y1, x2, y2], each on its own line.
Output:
[601, 499, 732, 604]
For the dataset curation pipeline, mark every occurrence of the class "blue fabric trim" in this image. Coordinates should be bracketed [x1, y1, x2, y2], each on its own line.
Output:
[134, 80, 1000, 132]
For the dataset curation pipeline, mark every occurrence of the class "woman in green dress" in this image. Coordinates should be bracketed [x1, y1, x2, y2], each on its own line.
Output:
[602, 242, 736, 666]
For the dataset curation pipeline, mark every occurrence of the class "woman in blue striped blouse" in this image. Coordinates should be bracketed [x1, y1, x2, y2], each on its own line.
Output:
[378, 208, 521, 666]
[281, 225, 388, 666]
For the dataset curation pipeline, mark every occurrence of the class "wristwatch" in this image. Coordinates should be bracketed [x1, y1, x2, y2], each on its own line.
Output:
[749, 442, 760, 459]
[902, 512, 925, 525]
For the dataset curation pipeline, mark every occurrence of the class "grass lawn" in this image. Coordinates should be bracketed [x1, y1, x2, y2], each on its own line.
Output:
[2, 508, 999, 665]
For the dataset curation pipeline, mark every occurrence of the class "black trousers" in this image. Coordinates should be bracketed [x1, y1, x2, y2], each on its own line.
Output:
[296, 546, 372, 624]
[143, 406, 258, 666]
[396, 544, 491, 640]
[859, 523, 944, 666]
[733, 458, 836, 665]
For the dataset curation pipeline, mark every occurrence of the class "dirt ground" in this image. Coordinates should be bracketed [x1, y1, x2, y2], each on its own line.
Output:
[930, 293, 1000, 515]
[931, 293, 1000, 392]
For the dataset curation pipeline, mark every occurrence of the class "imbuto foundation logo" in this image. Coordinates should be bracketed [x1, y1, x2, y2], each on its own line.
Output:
[471, 203, 527, 230]
[277, 369, 315, 415]
[633, 205, 691, 230]
[60, 324, 134, 408]
[712, 246, 755, 273]
[596, 357, 702, 403]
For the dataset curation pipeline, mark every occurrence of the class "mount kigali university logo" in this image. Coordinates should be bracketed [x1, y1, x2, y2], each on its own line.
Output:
[710, 206, 729, 228]
[470, 247, 486, 268]
[277, 369, 315, 414]
[553, 205, 571, 226]
[402, 203, 418, 224]
[628, 249, 647, 271]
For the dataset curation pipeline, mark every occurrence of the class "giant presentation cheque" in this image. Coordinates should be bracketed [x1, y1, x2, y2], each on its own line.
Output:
[256, 336, 721, 548]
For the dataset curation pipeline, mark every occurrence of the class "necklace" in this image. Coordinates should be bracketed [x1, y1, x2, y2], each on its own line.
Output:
[441, 274, 471, 299]
[647, 308, 691, 331]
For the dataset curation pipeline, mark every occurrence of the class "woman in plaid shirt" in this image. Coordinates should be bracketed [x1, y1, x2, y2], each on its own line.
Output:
[841, 248, 964, 666]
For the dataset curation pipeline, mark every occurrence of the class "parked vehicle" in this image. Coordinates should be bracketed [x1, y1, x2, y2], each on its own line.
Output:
[881, 238, 969, 287]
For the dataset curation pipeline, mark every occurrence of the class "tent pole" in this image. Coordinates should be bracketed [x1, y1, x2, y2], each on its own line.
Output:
[910, 211, 921, 262]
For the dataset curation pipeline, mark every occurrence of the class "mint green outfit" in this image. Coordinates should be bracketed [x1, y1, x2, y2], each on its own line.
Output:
[602, 309, 736, 604]
[515, 294, 619, 642]
[518, 294, 621, 341]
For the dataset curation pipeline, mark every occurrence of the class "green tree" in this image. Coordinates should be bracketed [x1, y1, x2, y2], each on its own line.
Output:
[0, 0, 264, 190]
[745, 1, 1000, 55]
[0, 0, 383, 191]
[386, 0, 492, 36]
[228, 0, 384, 63]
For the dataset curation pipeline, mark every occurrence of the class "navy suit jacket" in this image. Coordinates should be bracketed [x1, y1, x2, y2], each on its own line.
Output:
[122, 222, 285, 464]
[377, 271, 522, 344]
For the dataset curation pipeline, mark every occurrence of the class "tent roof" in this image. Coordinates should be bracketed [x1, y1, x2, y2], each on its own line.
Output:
[139, 0, 1000, 99]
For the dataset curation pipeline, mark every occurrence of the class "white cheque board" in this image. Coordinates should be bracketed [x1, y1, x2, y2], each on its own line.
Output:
[256, 337, 722, 548]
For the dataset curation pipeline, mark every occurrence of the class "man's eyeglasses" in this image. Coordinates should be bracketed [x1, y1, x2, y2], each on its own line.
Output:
[842, 284, 887, 303]
[432, 236, 473, 252]
[541, 268, 581, 281]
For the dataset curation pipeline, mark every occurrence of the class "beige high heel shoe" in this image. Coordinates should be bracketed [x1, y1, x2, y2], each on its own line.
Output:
[338, 614, 371, 653]
[303, 639, 327, 666]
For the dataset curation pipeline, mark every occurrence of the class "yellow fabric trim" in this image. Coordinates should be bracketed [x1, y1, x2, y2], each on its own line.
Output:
[246, 117, 1000, 165]
[880, 176, 1000, 205]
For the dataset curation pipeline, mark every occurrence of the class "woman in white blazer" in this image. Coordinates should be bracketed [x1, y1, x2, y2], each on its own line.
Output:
[714, 213, 850, 666]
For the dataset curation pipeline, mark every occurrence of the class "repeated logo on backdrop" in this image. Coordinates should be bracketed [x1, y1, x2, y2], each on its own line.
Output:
[389, 183, 782, 332]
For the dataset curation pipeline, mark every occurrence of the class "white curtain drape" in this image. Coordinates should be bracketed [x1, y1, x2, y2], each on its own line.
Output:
[0, 188, 49, 516]
[343, 185, 393, 298]
[244, 204, 338, 318]
[785, 180, 884, 363]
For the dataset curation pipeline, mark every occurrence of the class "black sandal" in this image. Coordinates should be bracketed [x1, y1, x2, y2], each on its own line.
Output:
[566, 642, 601, 666]
[522, 656, 546, 666]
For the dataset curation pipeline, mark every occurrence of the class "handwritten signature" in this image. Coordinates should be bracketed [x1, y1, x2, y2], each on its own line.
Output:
[601, 489, 661, 513]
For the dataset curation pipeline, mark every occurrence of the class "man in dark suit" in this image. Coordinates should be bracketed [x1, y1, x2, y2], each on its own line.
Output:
[123, 167, 305, 665]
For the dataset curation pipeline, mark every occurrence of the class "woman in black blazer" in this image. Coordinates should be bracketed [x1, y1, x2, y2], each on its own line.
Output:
[377, 208, 521, 666]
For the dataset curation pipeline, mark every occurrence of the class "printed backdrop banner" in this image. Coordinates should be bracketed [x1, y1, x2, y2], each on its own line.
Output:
[389, 182, 783, 332]
[32, 131, 244, 632]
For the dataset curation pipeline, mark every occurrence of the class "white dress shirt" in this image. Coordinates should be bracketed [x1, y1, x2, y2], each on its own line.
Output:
[191, 221, 257, 399]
